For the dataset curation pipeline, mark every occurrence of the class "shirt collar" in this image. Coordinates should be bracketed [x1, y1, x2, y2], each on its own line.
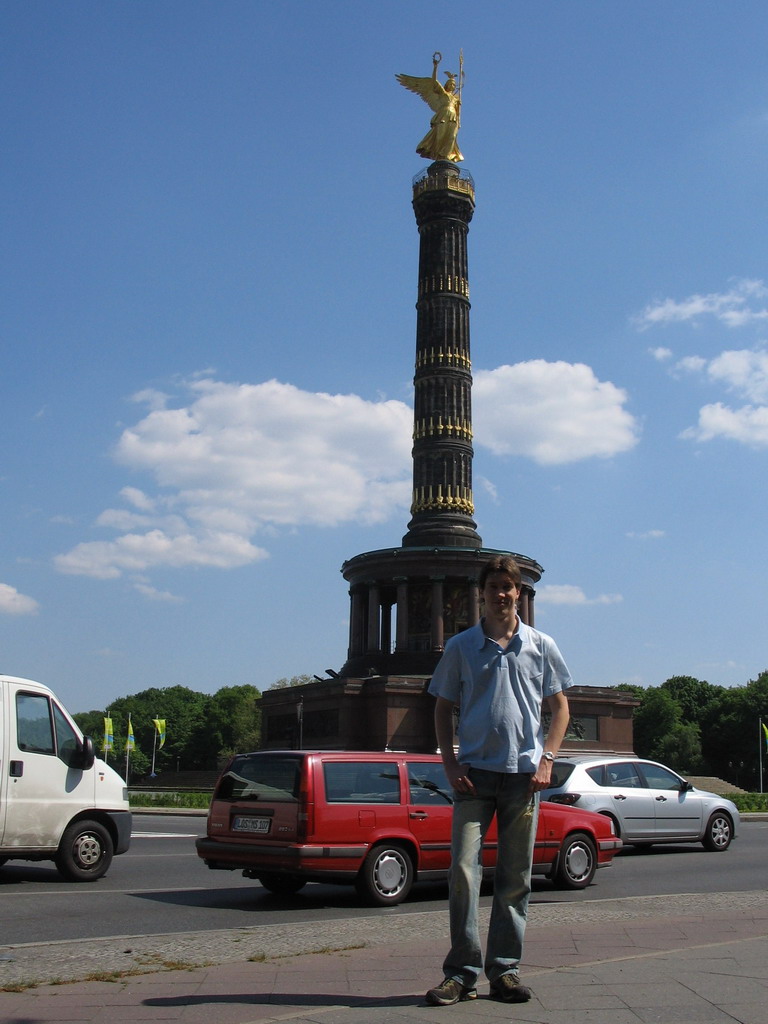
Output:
[475, 616, 527, 650]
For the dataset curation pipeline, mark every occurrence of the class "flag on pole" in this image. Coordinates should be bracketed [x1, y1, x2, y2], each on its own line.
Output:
[762, 721, 768, 751]
[152, 718, 166, 749]
[103, 717, 114, 753]
[126, 714, 135, 752]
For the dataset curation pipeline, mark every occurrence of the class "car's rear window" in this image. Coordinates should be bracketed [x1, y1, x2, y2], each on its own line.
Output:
[545, 761, 577, 789]
[215, 754, 301, 802]
[324, 761, 401, 803]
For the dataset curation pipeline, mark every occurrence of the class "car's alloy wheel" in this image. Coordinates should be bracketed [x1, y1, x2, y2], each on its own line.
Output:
[702, 812, 733, 851]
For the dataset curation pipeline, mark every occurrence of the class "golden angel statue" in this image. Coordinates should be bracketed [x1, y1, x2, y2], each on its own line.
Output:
[396, 51, 464, 162]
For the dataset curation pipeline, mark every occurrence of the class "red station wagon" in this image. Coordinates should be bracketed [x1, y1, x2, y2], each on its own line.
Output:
[196, 750, 622, 906]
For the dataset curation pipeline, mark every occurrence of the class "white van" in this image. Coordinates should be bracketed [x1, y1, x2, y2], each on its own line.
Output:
[0, 675, 131, 880]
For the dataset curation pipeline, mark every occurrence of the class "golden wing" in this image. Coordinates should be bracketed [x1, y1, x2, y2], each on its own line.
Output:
[395, 73, 446, 114]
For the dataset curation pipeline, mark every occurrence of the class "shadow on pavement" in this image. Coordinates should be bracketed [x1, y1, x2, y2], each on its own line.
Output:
[144, 991, 424, 1010]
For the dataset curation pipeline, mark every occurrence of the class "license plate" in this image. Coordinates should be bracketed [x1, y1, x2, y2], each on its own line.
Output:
[232, 816, 271, 834]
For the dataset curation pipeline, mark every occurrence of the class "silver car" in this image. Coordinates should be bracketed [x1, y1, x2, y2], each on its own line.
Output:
[544, 755, 739, 851]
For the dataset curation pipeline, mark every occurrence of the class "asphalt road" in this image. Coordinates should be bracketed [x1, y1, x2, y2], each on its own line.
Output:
[1, 815, 765, 947]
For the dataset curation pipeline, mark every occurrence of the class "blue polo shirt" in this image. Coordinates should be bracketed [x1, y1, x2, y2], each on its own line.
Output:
[428, 619, 573, 774]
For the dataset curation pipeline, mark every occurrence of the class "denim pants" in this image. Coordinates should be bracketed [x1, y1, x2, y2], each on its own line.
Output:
[443, 768, 538, 987]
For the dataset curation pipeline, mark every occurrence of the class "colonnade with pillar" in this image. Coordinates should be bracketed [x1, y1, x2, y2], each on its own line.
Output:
[341, 558, 537, 677]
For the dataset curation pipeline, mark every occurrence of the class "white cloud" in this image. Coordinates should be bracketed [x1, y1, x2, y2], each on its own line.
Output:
[131, 388, 170, 412]
[473, 361, 639, 465]
[115, 378, 413, 528]
[707, 349, 768, 403]
[121, 487, 157, 512]
[636, 278, 768, 329]
[649, 347, 673, 362]
[56, 378, 413, 580]
[56, 529, 266, 579]
[676, 355, 707, 374]
[681, 403, 768, 446]
[641, 277, 768, 447]
[671, 347, 768, 446]
[0, 583, 40, 616]
[132, 581, 185, 603]
[536, 584, 623, 606]
[626, 529, 665, 540]
[477, 476, 499, 503]
[55, 363, 640, 583]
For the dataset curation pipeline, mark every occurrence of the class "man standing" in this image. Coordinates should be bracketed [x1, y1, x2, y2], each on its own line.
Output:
[426, 555, 572, 1006]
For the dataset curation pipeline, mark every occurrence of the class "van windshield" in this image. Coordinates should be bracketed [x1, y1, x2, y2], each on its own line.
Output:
[215, 754, 301, 802]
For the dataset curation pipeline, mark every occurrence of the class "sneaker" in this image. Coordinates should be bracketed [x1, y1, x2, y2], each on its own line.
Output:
[489, 973, 532, 1003]
[425, 977, 478, 1006]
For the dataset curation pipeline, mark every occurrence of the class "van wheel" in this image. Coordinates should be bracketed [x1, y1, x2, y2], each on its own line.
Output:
[257, 873, 306, 895]
[55, 820, 113, 881]
[356, 844, 413, 906]
[553, 832, 597, 889]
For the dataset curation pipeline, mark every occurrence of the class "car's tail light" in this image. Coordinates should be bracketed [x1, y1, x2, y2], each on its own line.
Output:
[297, 785, 313, 841]
[548, 792, 581, 805]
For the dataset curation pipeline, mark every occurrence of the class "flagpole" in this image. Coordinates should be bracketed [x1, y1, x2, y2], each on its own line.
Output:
[150, 714, 158, 778]
[125, 712, 133, 784]
[760, 717, 764, 794]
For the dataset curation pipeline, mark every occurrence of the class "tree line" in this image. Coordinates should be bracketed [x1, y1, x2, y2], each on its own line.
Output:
[73, 684, 263, 781]
[72, 671, 768, 790]
[617, 670, 768, 790]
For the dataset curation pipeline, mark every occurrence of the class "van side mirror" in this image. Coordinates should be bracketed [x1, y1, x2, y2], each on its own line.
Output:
[74, 735, 96, 771]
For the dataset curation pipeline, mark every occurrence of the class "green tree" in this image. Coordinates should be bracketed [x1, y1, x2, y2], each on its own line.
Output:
[612, 683, 645, 699]
[72, 709, 109, 751]
[188, 684, 262, 766]
[105, 686, 208, 778]
[649, 721, 705, 774]
[632, 688, 681, 760]
[660, 676, 723, 727]
[700, 671, 768, 789]
[75, 683, 264, 775]
[72, 708, 139, 774]
[269, 674, 314, 689]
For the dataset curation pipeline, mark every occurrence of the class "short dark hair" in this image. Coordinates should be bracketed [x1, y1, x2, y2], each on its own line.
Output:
[478, 555, 522, 590]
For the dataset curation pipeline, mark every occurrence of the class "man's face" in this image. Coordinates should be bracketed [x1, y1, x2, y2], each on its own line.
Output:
[482, 573, 520, 616]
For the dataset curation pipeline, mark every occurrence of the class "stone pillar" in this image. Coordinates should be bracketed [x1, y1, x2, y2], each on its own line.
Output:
[395, 578, 409, 651]
[469, 580, 480, 626]
[349, 588, 365, 658]
[366, 583, 381, 653]
[381, 594, 393, 656]
[403, 161, 481, 550]
[431, 577, 444, 652]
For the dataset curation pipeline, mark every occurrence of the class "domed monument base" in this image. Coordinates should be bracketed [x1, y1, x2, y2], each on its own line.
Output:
[338, 545, 542, 679]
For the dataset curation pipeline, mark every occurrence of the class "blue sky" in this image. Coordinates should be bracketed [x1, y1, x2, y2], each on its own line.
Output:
[4, 1, 768, 714]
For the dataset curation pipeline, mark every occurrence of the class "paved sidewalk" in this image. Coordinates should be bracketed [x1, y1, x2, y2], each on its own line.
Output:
[1, 890, 767, 1024]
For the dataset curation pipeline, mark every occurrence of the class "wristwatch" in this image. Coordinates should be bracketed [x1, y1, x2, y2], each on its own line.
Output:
[542, 751, 555, 762]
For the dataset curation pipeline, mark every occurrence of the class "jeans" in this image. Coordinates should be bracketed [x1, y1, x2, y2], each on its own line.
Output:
[442, 768, 538, 987]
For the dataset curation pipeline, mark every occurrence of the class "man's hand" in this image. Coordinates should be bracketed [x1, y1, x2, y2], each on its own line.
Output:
[445, 761, 476, 795]
[529, 757, 553, 794]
